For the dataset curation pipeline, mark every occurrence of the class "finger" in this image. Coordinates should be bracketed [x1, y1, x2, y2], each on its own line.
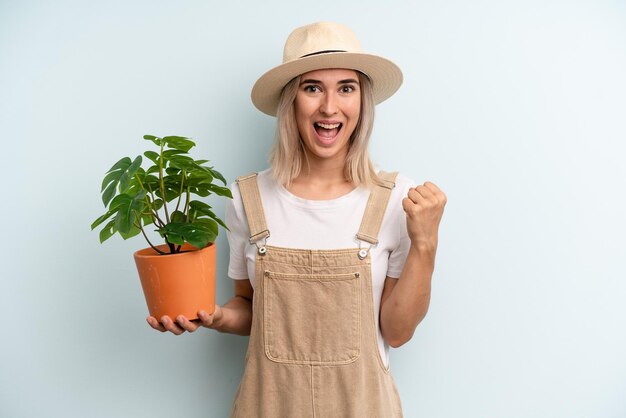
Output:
[198, 310, 213, 327]
[407, 188, 426, 204]
[414, 184, 436, 200]
[402, 197, 417, 215]
[423, 181, 440, 193]
[198, 305, 222, 328]
[161, 316, 185, 335]
[424, 182, 447, 204]
[176, 315, 200, 333]
[147, 316, 166, 332]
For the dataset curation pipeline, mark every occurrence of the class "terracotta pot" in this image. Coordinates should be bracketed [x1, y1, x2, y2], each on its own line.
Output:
[133, 243, 216, 322]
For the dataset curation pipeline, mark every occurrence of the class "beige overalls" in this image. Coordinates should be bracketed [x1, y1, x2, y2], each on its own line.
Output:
[231, 172, 403, 418]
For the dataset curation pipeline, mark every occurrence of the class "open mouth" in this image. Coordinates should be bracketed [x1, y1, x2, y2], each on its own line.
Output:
[314, 122, 343, 140]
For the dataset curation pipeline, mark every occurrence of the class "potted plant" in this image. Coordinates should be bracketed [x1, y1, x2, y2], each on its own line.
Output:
[91, 134, 232, 322]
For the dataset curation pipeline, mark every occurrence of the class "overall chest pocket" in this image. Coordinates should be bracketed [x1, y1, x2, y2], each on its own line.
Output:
[262, 270, 361, 365]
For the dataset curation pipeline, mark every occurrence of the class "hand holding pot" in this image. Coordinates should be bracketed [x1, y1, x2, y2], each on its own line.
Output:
[147, 306, 224, 335]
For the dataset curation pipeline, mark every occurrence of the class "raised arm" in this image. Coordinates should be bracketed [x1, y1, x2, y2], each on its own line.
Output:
[379, 181, 446, 348]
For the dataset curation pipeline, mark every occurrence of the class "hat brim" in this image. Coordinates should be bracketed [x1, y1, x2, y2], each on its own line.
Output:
[251, 52, 403, 116]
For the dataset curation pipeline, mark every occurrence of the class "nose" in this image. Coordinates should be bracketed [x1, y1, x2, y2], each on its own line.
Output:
[320, 91, 338, 116]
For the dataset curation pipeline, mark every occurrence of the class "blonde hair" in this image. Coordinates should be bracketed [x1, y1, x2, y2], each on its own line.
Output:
[269, 72, 383, 188]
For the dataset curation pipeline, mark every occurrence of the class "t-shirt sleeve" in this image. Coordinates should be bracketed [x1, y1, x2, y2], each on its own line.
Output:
[386, 176, 416, 279]
[226, 182, 251, 280]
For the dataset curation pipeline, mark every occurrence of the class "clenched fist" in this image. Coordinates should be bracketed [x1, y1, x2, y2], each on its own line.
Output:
[402, 181, 447, 253]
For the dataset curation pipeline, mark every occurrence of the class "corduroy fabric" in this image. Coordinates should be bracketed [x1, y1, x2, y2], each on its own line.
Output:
[230, 173, 403, 418]
[236, 173, 270, 244]
[356, 172, 398, 245]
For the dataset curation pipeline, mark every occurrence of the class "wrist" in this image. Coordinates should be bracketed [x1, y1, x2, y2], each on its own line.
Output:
[409, 241, 437, 256]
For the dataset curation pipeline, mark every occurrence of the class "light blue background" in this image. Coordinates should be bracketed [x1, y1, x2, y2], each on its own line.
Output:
[2, 1, 625, 417]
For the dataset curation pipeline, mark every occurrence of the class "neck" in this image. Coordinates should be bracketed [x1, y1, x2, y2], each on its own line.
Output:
[287, 148, 355, 200]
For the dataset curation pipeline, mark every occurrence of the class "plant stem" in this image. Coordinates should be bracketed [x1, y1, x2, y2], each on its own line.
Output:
[146, 185, 165, 228]
[135, 174, 166, 228]
[142, 209, 164, 228]
[137, 222, 166, 255]
[150, 210, 164, 228]
[162, 235, 177, 254]
[159, 141, 170, 224]
[184, 186, 191, 221]
[173, 170, 186, 214]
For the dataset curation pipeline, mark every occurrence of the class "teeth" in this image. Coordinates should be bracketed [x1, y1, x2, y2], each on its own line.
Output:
[315, 122, 341, 129]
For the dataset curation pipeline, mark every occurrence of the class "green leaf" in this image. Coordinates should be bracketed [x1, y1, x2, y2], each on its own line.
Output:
[130, 167, 146, 188]
[203, 209, 228, 230]
[202, 183, 233, 198]
[118, 155, 142, 192]
[163, 136, 195, 152]
[100, 156, 144, 207]
[208, 167, 227, 185]
[188, 201, 227, 230]
[183, 222, 215, 248]
[153, 199, 164, 211]
[113, 195, 133, 233]
[101, 183, 118, 208]
[146, 165, 160, 175]
[170, 210, 186, 223]
[142, 175, 160, 191]
[161, 224, 185, 245]
[185, 231, 212, 249]
[99, 220, 117, 243]
[113, 192, 146, 234]
[91, 210, 115, 230]
[119, 224, 141, 240]
[143, 135, 161, 146]
[194, 218, 218, 235]
[167, 234, 185, 246]
[141, 213, 155, 227]
[101, 157, 131, 204]
[162, 149, 188, 159]
[144, 151, 159, 165]
[109, 193, 132, 211]
[160, 221, 216, 249]
[168, 155, 196, 171]
[189, 200, 211, 211]
[106, 156, 133, 175]
[163, 188, 179, 202]
[165, 167, 181, 176]
[191, 187, 210, 197]
[101, 170, 121, 193]
[187, 170, 213, 185]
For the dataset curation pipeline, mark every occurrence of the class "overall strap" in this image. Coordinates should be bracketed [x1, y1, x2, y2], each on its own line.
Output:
[236, 173, 270, 244]
[356, 171, 399, 245]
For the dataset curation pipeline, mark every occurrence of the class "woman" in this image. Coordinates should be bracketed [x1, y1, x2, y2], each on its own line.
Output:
[148, 22, 446, 417]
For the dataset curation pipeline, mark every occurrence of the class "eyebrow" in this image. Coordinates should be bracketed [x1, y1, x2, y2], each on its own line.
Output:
[300, 78, 360, 85]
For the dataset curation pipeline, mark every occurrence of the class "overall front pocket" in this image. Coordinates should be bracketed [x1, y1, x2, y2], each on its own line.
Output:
[263, 270, 361, 365]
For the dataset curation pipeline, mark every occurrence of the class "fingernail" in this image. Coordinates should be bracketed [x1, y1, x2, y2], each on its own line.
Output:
[161, 317, 168, 325]
[177, 315, 184, 323]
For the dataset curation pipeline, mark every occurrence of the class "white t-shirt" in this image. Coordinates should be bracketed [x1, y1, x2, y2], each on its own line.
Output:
[226, 169, 415, 366]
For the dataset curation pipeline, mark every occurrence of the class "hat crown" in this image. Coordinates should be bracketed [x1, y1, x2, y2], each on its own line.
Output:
[283, 22, 363, 63]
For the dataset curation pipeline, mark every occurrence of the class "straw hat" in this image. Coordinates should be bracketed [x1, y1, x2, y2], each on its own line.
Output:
[251, 22, 403, 116]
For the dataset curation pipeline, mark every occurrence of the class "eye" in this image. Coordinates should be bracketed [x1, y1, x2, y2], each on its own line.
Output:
[303, 85, 322, 93]
[340, 85, 356, 93]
